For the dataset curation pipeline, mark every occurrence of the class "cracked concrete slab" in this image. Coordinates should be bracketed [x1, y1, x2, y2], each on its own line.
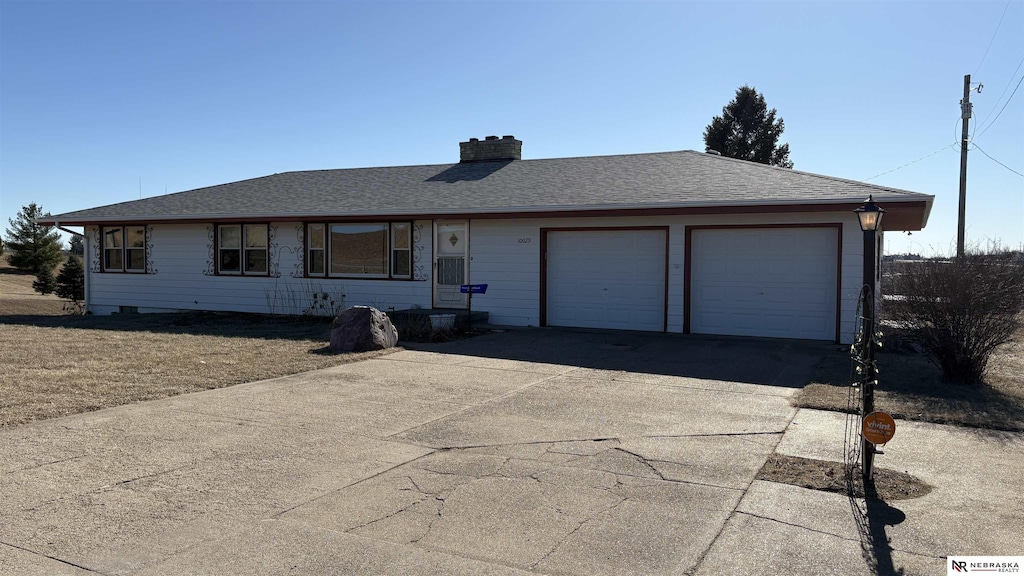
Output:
[24, 328, 1011, 575]
[615, 434, 781, 489]
[281, 443, 743, 575]
[0, 401, 431, 575]
[0, 542, 95, 576]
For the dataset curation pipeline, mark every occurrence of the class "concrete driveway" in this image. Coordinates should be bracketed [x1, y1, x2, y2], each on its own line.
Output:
[1, 329, 1019, 575]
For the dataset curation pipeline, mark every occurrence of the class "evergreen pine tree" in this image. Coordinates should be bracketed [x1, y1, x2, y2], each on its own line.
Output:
[703, 86, 793, 168]
[3, 203, 64, 273]
[33, 267, 57, 295]
[55, 255, 86, 303]
[69, 234, 85, 256]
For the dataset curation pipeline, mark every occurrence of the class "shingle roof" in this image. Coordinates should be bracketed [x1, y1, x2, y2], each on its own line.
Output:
[45, 150, 932, 223]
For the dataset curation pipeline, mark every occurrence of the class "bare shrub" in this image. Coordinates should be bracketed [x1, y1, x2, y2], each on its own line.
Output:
[885, 251, 1024, 384]
[264, 282, 347, 318]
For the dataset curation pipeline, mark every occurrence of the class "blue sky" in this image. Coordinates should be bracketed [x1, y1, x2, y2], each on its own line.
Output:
[2, 0, 1021, 256]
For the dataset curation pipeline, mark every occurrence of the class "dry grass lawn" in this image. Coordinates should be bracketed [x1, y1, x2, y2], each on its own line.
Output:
[796, 329, 1024, 432]
[0, 254, 394, 428]
[0, 254, 66, 315]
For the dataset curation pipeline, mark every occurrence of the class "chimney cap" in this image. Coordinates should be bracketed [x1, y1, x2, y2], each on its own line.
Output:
[460, 135, 522, 162]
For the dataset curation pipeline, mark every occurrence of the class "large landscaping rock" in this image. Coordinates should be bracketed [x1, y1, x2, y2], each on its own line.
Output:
[329, 306, 399, 353]
[329, 303, 397, 352]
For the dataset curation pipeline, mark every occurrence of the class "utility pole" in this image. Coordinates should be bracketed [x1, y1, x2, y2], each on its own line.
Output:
[957, 74, 972, 259]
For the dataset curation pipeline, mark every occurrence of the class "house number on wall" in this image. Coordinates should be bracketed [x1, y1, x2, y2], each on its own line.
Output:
[517, 238, 532, 244]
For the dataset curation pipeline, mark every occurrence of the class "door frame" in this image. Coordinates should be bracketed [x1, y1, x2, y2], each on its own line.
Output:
[683, 223, 843, 342]
[539, 226, 669, 331]
[432, 219, 470, 309]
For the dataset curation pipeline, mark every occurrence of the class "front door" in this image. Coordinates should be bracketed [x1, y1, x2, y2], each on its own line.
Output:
[433, 220, 469, 308]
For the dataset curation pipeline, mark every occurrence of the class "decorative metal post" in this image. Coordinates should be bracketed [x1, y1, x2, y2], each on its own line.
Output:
[854, 195, 884, 481]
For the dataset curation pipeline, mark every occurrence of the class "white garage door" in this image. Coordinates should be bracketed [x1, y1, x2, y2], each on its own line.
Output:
[546, 229, 666, 331]
[690, 227, 838, 340]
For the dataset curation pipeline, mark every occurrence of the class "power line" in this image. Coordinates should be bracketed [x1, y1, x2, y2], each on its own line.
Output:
[975, 54, 1024, 130]
[863, 144, 957, 181]
[974, 73, 1024, 140]
[972, 142, 1024, 178]
[974, 0, 1013, 76]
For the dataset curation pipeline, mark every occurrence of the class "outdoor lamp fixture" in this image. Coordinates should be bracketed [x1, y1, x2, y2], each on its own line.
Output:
[853, 194, 885, 482]
[854, 195, 885, 232]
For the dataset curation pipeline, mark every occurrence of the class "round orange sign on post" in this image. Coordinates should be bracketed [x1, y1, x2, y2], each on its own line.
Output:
[862, 411, 896, 445]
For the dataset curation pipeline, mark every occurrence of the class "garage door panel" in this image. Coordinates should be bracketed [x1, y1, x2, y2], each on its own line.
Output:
[761, 286, 798, 304]
[795, 315, 829, 330]
[547, 230, 666, 332]
[794, 286, 830, 305]
[614, 286, 662, 303]
[549, 281, 580, 299]
[695, 286, 730, 304]
[712, 232, 759, 252]
[764, 260, 799, 280]
[727, 258, 760, 277]
[633, 262, 666, 279]
[633, 234, 664, 252]
[764, 234, 798, 251]
[578, 259, 604, 275]
[690, 227, 837, 341]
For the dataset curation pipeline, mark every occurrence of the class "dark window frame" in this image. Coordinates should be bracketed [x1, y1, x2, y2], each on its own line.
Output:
[100, 225, 147, 273]
[305, 221, 413, 280]
[217, 223, 269, 276]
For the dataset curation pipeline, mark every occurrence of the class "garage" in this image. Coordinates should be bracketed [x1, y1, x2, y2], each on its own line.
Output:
[687, 226, 839, 341]
[544, 228, 667, 331]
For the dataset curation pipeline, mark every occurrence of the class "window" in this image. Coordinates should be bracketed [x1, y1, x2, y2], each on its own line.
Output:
[306, 222, 411, 279]
[330, 224, 388, 277]
[218, 224, 268, 275]
[391, 223, 411, 278]
[101, 226, 146, 273]
[307, 224, 325, 276]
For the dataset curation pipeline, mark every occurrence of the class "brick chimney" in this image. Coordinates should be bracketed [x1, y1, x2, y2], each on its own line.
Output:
[459, 135, 522, 162]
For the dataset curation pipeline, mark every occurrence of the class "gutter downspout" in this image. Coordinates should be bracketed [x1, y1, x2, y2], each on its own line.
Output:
[56, 225, 84, 237]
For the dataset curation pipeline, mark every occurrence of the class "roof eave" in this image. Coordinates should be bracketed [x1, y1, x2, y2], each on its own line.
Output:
[36, 196, 933, 228]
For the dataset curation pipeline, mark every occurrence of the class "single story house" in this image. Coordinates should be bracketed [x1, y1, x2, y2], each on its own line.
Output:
[40, 136, 934, 343]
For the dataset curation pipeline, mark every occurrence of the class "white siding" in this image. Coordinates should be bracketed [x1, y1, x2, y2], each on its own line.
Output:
[86, 221, 433, 316]
[85, 213, 867, 344]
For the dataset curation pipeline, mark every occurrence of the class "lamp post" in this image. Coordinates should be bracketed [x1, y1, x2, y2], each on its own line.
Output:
[854, 195, 885, 481]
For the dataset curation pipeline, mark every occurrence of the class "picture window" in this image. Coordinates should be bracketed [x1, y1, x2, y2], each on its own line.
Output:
[306, 222, 411, 279]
